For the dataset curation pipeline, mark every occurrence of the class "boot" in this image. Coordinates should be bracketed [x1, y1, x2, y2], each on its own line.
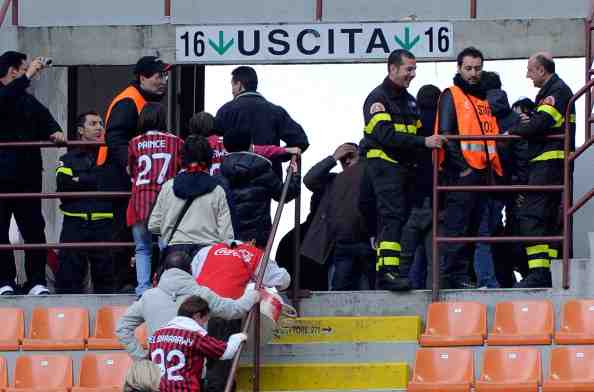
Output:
[376, 266, 410, 291]
[514, 268, 552, 288]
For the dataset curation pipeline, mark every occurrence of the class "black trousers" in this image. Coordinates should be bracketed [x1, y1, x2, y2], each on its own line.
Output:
[364, 159, 411, 274]
[55, 216, 116, 294]
[516, 160, 562, 270]
[441, 170, 486, 287]
[0, 176, 47, 289]
[102, 146, 134, 289]
[205, 318, 243, 392]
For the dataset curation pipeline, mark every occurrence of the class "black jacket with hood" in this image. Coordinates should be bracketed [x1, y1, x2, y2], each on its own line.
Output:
[218, 152, 300, 247]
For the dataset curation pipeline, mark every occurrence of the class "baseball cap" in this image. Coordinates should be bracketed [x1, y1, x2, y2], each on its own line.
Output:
[134, 56, 172, 77]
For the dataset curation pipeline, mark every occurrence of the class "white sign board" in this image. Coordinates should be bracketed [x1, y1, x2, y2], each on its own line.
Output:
[176, 22, 454, 64]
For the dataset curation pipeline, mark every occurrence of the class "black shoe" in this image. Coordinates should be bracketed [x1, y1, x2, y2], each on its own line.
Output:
[451, 280, 477, 290]
[514, 268, 552, 288]
[377, 267, 410, 291]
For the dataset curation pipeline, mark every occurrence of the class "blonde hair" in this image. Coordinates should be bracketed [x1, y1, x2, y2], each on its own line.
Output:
[123, 359, 161, 392]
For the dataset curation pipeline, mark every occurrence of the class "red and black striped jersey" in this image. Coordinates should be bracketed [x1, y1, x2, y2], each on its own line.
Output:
[127, 131, 184, 226]
[149, 316, 227, 392]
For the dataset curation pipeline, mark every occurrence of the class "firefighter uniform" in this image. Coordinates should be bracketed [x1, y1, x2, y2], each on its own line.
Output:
[55, 148, 115, 293]
[360, 77, 426, 290]
[510, 73, 575, 287]
[436, 80, 504, 289]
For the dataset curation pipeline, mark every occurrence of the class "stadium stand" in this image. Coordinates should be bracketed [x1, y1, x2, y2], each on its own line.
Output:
[6, 354, 72, 392]
[408, 347, 474, 392]
[0, 308, 24, 351]
[419, 302, 486, 347]
[71, 353, 132, 392]
[475, 347, 541, 392]
[22, 307, 88, 351]
[487, 300, 554, 345]
[554, 299, 594, 345]
[542, 347, 594, 391]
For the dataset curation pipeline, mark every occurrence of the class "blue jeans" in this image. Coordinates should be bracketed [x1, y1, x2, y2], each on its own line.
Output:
[473, 198, 502, 288]
[132, 223, 153, 296]
[327, 241, 375, 291]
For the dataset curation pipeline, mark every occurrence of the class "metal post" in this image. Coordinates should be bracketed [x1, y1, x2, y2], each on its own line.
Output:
[470, 0, 477, 18]
[315, 0, 323, 21]
[431, 149, 439, 302]
[292, 156, 302, 315]
[11, 0, 16, 25]
[164, 0, 171, 16]
[252, 306, 261, 392]
[0, 0, 11, 28]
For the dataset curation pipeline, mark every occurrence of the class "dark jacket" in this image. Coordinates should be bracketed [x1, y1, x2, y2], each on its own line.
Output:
[218, 151, 300, 247]
[56, 148, 112, 214]
[215, 91, 309, 175]
[415, 108, 437, 202]
[0, 75, 62, 180]
[360, 77, 425, 166]
[105, 81, 164, 148]
[438, 74, 491, 174]
[510, 74, 575, 160]
[301, 157, 369, 264]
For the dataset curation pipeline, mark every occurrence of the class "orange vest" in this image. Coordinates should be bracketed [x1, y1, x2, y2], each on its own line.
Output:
[437, 85, 503, 176]
[96, 86, 147, 165]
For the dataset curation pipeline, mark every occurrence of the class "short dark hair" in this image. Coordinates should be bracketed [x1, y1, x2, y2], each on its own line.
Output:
[138, 103, 167, 133]
[0, 51, 27, 79]
[163, 251, 192, 274]
[387, 49, 415, 71]
[534, 54, 555, 74]
[188, 112, 215, 137]
[416, 84, 441, 110]
[178, 295, 210, 319]
[223, 129, 252, 153]
[182, 134, 213, 167]
[74, 111, 100, 139]
[457, 47, 484, 66]
[481, 71, 502, 92]
[231, 66, 258, 92]
[512, 97, 536, 115]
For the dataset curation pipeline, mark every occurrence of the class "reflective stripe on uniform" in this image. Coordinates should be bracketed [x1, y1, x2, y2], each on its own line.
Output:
[376, 256, 400, 271]
[569, 114, 576, 123]
[394, 123, 418, 134]
[379, 241, 401, 252]
[460, 143, 497, 153]
[531, 150, 564, 162]
[61, 210, 114, 220]
[549, 248, 559, 258]
[528, 259, 551, 269]
[366, 149, 397, 163]
[537, 104, 564, 128]
[56, 167, 74, 176]
[526, 244, 549, 256]
[364, 113, 392, 134]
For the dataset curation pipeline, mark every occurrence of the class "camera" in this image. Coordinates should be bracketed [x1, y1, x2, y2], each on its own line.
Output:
[39, 57, 53, 67]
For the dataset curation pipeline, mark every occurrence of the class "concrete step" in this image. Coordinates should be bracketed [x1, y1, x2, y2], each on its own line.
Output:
[237, 362, 408, 391]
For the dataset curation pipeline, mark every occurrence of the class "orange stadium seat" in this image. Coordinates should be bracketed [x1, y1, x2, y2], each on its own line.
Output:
[554, 299, 594, 345]
[543, 347, 594, 392]
[72, 353, 133, 392]
[6, 354, 72, 392]
[0, 356, 7, 391]
[408, 348, 474, 392]
[87, 306, 126, 350]
[0, 308, 24, 351]
[420, 302, 487, 347]
[22, 307, 88, 350]
[475, 347, 541, 392]
[488, 300, 553, 345]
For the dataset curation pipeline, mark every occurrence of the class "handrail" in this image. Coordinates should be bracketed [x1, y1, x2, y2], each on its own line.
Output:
[291, 155, 302, 315]
[223, 156, 298, 392]
[0, 0, 11, 28]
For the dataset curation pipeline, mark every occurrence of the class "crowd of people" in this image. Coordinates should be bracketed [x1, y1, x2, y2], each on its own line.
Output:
[0, 45, 574, 301]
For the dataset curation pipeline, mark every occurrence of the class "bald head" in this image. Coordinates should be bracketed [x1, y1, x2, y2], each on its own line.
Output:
[527, 52, 555, 88]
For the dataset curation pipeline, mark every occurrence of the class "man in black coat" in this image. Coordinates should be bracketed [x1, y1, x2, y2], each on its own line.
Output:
[0, 51, 66, 295]
[218, 129, 300, 248]
[215, 66, 309, 176]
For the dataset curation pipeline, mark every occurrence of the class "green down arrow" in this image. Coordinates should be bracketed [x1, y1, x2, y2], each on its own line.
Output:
[208, 31, 234, 55]
[394, 27, 420, 51]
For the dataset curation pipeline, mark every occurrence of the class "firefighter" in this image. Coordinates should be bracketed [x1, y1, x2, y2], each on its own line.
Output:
[510, 52, 575, 288]
[360, 49, 445, 291]
[436, 47, 504, 289]
[99, 56, 171, 291]
[55, 112, 116, 294]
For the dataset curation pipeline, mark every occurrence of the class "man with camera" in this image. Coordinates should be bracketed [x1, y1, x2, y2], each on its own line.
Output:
[0, 51, 65, 295]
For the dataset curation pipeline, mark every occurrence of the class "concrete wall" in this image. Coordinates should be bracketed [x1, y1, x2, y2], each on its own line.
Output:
[18, 0, 166, 27]
[0, 4, 17, 53]
[573, 147, 594, 258]
[477, 0, 591, 19]
[323, 0, 470, 22]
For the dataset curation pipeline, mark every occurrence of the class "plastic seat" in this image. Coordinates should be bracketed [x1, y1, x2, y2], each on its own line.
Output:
[543, 347, 594, 391]
[86, 305, 148, 350]
[0, 308, 24, 351]
[420, 302, 486, 347]
[6, 354, 72, 392]
[554, 299, 594, 344]
[488, 300, 553, 345]
[0, 356, 7, 391]
[475, 347, 541, 392]
[22, 307, 89, 350]
[72, 353, 133, 392]
[408, 348, 474, 392]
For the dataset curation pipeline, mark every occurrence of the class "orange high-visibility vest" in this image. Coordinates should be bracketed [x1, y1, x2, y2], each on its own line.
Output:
[437, 85, 503, 176]
[96, 86, 147, 166]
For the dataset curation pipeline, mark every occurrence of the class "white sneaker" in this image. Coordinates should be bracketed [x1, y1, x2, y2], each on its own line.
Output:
[28, 284, 50, 295]
[0, 285, 14, 295]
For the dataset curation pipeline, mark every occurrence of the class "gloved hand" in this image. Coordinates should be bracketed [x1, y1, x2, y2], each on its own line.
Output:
[238, 286, 261, 312]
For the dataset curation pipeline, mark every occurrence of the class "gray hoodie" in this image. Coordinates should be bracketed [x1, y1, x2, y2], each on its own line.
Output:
[116, 268, 257, 359]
